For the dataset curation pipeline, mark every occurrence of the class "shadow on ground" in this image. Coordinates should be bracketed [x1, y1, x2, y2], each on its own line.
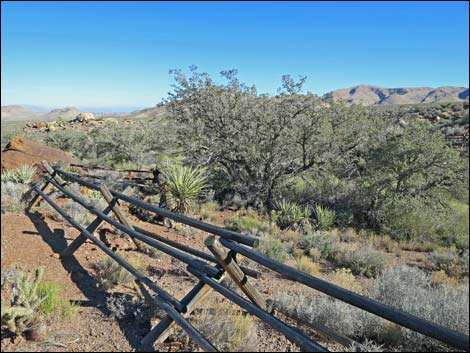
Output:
[25, 210, 154, 352]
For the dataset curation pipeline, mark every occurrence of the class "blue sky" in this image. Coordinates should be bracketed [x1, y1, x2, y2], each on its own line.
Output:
[1, 1, 469, 111]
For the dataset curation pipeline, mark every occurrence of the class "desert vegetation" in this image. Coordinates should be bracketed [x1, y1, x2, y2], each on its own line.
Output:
[1, 68, 468, 352]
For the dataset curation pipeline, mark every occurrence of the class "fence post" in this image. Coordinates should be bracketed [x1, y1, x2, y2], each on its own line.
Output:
[29, 161, 66, 208]
[205, 236, 267, 311]
[98, 184, 146, 252]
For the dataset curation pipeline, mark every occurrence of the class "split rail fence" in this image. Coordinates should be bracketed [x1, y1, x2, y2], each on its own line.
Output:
[28, 161, 470, 352]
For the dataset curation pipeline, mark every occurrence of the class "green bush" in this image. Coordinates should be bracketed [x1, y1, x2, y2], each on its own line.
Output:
[334, 246, 387, 278]
[1, 182, 28, 213]
[95, 255, 147, 290]
[198, 201, 220, 221]
[224, 209, 272, 236]
[428, 249, 469, 279]
[37, 281, 80, 318]
[162, 164, 207, 214]
[314, 204, 336, 229]
[258, 236, 290, 263]
[303, 230, 340, 260]
[274, 200, 310, 230]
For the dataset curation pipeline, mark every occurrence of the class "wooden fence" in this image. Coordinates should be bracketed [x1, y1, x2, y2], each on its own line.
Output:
[28, 161, 469, 352]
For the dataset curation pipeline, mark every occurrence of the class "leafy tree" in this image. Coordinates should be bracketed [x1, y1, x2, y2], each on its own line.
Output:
[166, 66, 381, 208]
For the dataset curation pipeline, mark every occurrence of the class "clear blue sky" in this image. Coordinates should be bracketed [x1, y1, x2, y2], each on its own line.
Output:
[1, 1, 469, 111]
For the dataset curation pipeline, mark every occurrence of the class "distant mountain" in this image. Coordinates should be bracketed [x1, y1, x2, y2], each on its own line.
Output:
[40, 107, 81, 121]
[124, 105, 168, 119]
[323, 85, 469, 106]
[1, 105, 41, 122]
[1, 106, 81, 122]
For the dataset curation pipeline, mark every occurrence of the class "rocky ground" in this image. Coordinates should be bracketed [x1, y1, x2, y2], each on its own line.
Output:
[1, 203, 344, 352]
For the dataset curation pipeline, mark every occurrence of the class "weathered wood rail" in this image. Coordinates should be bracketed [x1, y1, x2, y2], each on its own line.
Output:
[27, 161, 469, 352]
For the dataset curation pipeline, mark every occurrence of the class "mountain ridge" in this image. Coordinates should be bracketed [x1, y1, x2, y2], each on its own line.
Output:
[2, 85, 468, 122]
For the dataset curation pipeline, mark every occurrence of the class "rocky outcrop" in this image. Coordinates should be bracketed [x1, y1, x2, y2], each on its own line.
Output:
[1, 136, 77, 177]
[74, 112, 95, 122]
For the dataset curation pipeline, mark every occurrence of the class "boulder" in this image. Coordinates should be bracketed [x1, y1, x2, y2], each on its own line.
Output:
[75, 112, 95, 122]
[1, 136, 77, 178]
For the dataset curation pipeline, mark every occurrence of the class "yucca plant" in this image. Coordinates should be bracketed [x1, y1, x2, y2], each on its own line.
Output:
[314, 204, 336, 229]
[274, 200, 310, 230]
[15, 165, 37, 184]
[162, 164, 207, 214]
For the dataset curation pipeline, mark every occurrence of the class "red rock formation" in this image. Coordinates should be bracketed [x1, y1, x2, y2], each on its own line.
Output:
[1, 136, 77, 177]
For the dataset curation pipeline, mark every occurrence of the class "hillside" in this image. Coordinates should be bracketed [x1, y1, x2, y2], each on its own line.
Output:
[0, 105, 41, 122]
[323, 85, 469, 106]
[1, 106, 81, 122]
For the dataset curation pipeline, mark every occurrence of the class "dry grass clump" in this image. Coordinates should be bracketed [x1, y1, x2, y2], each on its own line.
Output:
[95, 254, 147, 290]
[295, 256, 320, 276]
[329, 268, 363, 294]
[192, 301, 256, 352]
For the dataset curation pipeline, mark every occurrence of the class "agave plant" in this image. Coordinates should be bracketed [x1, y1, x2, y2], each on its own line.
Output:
[274, 200, 310, 230]
[162, 164, 207, 214]
[14, 165, 37, 184]
[314, 204, 336, 229]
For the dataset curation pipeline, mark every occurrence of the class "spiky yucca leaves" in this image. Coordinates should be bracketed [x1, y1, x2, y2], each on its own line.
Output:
[275, 200, 310, 230]
[15, 165, 37, 184]
[0, 165, 37, 184]
[1, 267, 49, 335]
[162, 165, 208, 214]
[314, 204, 336, 229]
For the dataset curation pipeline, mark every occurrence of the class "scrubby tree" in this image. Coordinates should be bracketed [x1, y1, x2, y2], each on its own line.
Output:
[166, 66, 382, 208]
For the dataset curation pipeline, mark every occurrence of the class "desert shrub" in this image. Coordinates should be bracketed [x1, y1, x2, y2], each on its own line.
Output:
[192, 302, 256, 352]
[162, 164, 207, 214]
[198, 201, 219, 221]
[274, 200, 310, 230]
[279, 229, 303, 244]
[431, 270, 460, 287]
[95, 255, 146, 290]
[50, 200, 91, 225]
[334, 246, 387, 278]
[36, 281, 80, 318]
[1, 169, 17, 183]
[339, 228, 358, 243]
[275, 265, 469, 351]
[1, 181, 28, 213]
[400, 241, 437, 253]
[295, 256, 320, 276]
[441, 200, 469, 251]
[314, 204, 336, 229]
[367, 235, 400, 254]
[427, 249, 469, 279]
[330, 268, 363, 294]
[258, 236, 290, 263]
[307, 247, 322, 262]
[224, 209, 272, 236]
[369, 266, 469, 351]
[303, 230, 340, 260]
[274, 292, 367, 338]
[347, 340, 384, 352]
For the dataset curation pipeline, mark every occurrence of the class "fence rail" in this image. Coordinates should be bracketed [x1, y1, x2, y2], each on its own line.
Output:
[27, 162, 469, 352]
